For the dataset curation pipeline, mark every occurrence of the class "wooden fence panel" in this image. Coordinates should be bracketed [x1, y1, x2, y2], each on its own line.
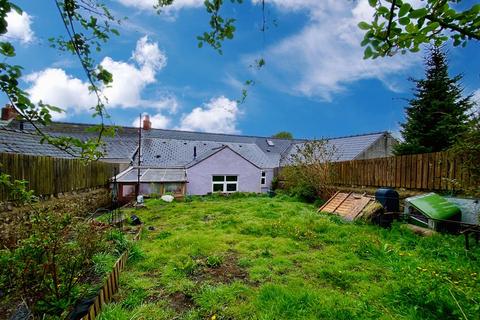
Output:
[0, 152, 119, 201]
[326, 151, 473, 192]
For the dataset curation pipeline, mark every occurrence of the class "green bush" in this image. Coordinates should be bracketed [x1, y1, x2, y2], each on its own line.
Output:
[5, 211, 106, 316]
[290, 182, 318, 203]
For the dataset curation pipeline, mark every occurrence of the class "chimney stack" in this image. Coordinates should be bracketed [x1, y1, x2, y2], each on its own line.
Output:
[1, 104, 18, 121]
[143, 115, 151, 130]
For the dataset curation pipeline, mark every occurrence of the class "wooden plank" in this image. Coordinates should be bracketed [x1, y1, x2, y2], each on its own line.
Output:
[410, 154, 417, 189]
[88, 304, 95, 320]
[405, 154, 411, 189]
[416, 154, 423, 189]
[426, 153, 435, 190]
[434, 152, 442, 190]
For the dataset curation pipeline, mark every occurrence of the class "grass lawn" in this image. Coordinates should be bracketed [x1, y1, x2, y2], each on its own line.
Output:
[98, 195, 480, 320]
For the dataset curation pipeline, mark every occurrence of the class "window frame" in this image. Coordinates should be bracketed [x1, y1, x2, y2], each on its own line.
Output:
[212, 175, 238, 193]
[261, 171, 266, 185]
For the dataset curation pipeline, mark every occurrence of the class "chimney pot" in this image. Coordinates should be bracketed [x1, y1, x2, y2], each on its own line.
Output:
[143, 115, 151, 130]
[1, 104, 18, 121]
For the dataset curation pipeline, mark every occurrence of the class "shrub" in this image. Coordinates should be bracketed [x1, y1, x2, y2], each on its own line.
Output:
[290, 182, 317, 203]
[5, 211, 106, 316]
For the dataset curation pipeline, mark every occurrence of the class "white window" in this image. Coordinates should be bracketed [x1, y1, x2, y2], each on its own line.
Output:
[261, 171, 266, 185]
[212, 175, 238, 193]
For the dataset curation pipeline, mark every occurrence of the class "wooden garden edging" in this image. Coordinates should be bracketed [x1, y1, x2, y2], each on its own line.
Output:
[80, 227, 142, 320]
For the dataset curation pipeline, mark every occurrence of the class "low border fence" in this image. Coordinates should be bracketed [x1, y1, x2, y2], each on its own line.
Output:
[80, 228, 142, 320]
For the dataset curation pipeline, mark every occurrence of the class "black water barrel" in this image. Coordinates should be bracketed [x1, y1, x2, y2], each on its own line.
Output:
[375, 188, 399, 212]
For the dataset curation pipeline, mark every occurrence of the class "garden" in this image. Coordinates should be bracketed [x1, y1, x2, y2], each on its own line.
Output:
[0, 198, 142, 319]
[95, 194, 480, 320]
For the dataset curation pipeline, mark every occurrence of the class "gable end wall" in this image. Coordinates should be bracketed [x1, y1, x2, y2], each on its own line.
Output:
[355, 134, 398, 160]
[186, 147, 262, 195]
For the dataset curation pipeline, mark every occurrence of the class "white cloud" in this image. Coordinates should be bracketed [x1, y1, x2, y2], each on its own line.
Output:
[100, 36, 168, 107]
[25, 36, 176, 117]
[472, 89, 480, 116]
[2, 10, 34, 44]
[132, 35, 167, 70]
[179, 96, 240, 133]
[132, 113, 171, 129]
[116, 0, 203, 11]
[252, 0, 420, 100]
[25, 68, 95, 120]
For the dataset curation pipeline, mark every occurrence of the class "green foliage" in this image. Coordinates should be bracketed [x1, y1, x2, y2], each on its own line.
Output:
[270, 176, 279, 190]
[167, 0, 245, 55]
[394, 46, 473, 155]
[289, 181, 318, 203]
[93, 252, 117, 277]
[121, 288, 148, 309]
[206, 255, 223, 268]
[360, 0, 480, 59]
[0, 172, 36, 204]
[2, 211, 106, 316]
[107, 229, 130, 255]
[280, 139, 338, 203]
[451, 113, 480, 196]
[271, 131, 293, 139]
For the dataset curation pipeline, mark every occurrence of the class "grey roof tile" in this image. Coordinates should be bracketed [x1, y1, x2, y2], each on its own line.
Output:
[4, 120, 391, 168]
[280, 132, 386, 165]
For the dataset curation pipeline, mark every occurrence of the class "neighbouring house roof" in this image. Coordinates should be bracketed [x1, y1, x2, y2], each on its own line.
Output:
[0, 128, 74, 158]
[115, 167, 187, 183]
[280, 132, 390, 165]
[3, 120, 395, 168]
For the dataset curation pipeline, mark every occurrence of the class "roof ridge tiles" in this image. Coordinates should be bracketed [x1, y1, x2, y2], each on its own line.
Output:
[9, 120, 389, 142]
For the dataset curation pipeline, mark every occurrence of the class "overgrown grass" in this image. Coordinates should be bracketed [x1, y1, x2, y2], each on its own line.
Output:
[98, 195, 480, 320]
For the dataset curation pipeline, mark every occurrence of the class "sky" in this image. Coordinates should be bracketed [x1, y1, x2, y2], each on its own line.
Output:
[1, 0, 479, 139]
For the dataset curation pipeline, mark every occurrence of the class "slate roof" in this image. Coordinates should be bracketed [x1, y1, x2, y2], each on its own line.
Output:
[280, 132, 387, 165]
[0, 128, 74, 158]
[137, 138, 276, 168]
[3, 120, 393, 168]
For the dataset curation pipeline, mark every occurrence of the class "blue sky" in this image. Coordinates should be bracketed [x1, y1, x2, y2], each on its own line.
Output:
[2, 0, 479, 139]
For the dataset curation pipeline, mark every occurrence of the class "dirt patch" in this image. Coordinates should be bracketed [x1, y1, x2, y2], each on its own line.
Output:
[168, 292, 195, 312]
[191, 254, 248, 284]
[145, 290, 195, 313]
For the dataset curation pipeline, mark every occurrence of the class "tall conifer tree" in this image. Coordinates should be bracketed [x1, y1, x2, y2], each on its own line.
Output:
[394, 47, 473, 155]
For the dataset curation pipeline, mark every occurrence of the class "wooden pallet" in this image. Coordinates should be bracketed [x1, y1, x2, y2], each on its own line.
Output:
[319, 192, 374, 221]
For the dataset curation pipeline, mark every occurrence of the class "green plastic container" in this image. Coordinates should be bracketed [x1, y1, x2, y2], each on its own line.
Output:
[405, 193, 462, 231]
[406, 193, 461, 220]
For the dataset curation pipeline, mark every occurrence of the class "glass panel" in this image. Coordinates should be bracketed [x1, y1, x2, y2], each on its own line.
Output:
[226, 176, 237, 182]
[164, 183, 182, 193]
[226, 183, 237, 192]
[213, 183, 224, 192]
[212, 176, 225, 182]
[261, 171, 266, 177]
[261, 178, 266, 185]
[122, 185, 135, 196]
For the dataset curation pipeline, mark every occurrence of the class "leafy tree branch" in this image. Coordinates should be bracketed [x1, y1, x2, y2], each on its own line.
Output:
[359, 0, 480, 58]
